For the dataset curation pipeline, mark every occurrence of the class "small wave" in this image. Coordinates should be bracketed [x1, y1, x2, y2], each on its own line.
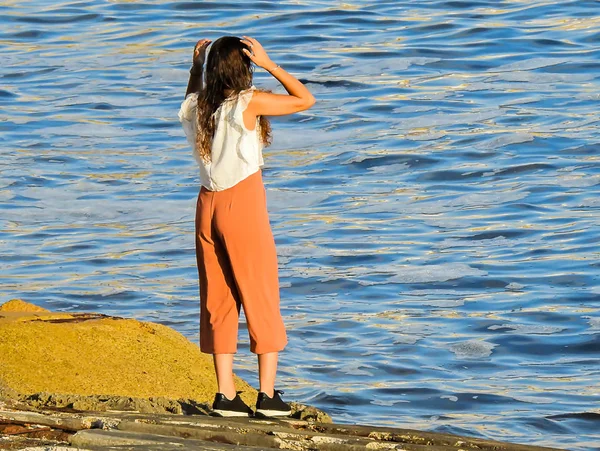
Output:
[389, 263, 487, 284]
[491, 57, 568, 73]
[14, 13, 100, 24]
[0, 89, 16, 98]
[449, 340, 496, 359]
[548, 412, 600, 421]
[488, 324, 566, 335]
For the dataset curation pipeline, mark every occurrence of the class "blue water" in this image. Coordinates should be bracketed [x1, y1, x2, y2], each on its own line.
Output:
[1, 1, 599, 449]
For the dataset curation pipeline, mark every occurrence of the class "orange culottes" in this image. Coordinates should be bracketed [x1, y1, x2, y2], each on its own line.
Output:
[195, 170, 287, 354]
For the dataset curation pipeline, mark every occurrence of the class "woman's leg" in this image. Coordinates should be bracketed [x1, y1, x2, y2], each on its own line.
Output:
[196, 189, 242, 403]
[214, 354, 236, 399]
[212, 353, 253, 417]
[256, 351, 291, 416]
[258, 352, 278, 397]
[196, 188, 241, 355]
[215, 172, 287, 355]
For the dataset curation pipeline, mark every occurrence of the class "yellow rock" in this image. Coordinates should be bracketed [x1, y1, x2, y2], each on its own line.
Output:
[0, 300, 255, 407]
[0, 299, 49, 312]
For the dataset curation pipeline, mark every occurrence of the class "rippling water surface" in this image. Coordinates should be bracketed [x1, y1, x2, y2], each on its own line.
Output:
[1, 1, 599, 449]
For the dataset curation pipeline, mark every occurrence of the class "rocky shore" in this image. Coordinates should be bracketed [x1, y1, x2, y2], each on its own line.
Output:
[0, 300, 565, 450]
[0, 399, 565, 451]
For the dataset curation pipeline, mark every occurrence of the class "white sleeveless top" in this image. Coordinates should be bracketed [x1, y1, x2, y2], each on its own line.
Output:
[178, 86, 264, 191]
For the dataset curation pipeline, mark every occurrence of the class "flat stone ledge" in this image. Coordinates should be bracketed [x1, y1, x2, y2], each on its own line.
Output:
[69, 429, 269, 450]
[0, 405, 566, 451]
[11, 448, 84, 451]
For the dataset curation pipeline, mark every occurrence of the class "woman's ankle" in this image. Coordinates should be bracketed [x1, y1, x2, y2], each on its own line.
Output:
[257, 352, 278, 399]
[213, 353, 236, 400]
[259, 387, 274, 397]
[218, 389, 237, 400]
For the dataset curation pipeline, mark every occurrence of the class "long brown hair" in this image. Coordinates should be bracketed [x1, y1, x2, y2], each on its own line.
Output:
[196, 36, 271, 161]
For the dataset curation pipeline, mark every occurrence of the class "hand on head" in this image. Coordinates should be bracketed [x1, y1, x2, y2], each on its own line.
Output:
[193, 38, 212, 66]
[240, 36, 274, 70]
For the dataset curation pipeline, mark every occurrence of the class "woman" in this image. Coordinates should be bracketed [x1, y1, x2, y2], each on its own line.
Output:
[178, 36, 315, 417]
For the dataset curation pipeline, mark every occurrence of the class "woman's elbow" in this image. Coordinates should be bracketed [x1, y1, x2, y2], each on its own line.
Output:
[299, 94, 316, 111]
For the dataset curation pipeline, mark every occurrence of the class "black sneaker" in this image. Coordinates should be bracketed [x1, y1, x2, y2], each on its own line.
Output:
[255, 390, 292, 417]
[211, 392, 253, 417]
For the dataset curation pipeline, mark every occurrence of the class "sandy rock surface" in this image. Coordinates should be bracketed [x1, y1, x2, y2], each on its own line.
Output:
[0, 300, 255, 409]
[0, 299, 49, 313]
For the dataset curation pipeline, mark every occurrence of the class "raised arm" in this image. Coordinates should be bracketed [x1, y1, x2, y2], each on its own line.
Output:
[185, 39, 211, 98]
[240, 36, 315, 116]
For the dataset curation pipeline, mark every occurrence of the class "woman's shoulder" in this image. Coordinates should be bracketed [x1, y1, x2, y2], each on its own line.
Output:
[178, 92, 199, 123]
[214, 86, 257, 115]
[183, 91, 199, 102]
[233, 85, 257, 111]
[181, 92, 199, 108]
[222, 85, 256, 103]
